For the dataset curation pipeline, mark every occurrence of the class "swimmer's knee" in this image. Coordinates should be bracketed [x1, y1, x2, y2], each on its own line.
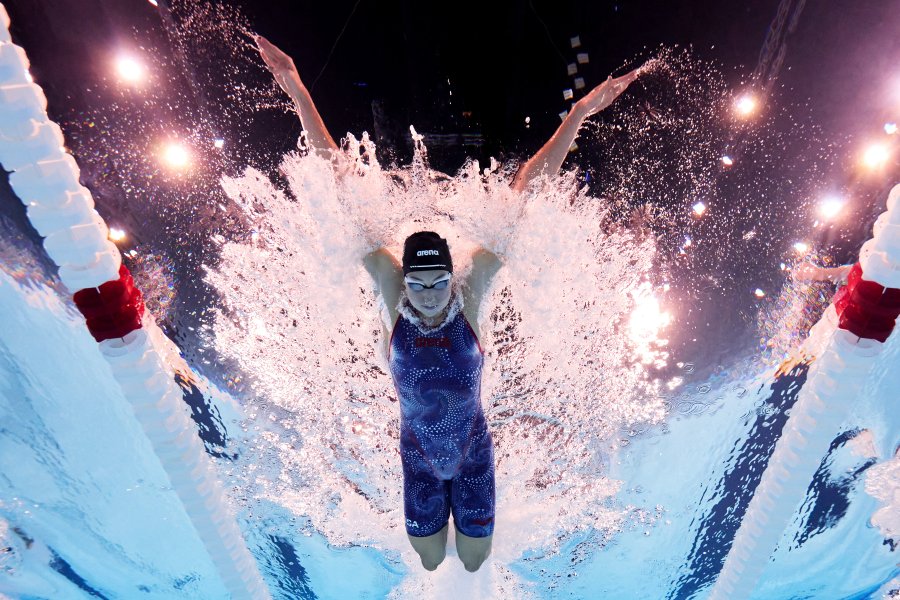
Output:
[408, 525, 448, 571]
[463, 558, 485, 572]
[456, 531, 492, 572]
[414, 546, 446, 571]
[460, 549, 489, 572]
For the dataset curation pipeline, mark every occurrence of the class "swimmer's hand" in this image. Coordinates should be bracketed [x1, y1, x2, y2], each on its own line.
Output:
[255, 34, 299, 78]
[575, 67, 641, 117]
[511, 64, 643, 193]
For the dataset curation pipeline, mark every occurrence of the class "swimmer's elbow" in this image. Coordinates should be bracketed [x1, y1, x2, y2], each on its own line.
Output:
[363, 248, 401, 286]
[363, 247, 391, 269]
[473, 248, 502, 273]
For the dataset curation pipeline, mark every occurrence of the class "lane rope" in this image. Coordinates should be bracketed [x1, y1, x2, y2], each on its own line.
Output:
[0, 5, 271, 598]
[709, 183, 900, 599]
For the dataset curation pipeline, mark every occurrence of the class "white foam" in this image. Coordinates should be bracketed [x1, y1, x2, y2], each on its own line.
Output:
[204, 138, 667, 596]
[865, 452, 900, 542]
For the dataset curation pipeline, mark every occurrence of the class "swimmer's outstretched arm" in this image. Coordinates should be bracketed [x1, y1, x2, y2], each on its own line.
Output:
[793, 262, 853, 283]
[510, 67, 642, 194]
[256, 35, 340, 156]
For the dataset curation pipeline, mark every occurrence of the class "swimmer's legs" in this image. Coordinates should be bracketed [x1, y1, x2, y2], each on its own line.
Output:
[407, 523, 448, 571]
[450, 428, 495, 572]
[455, 529, 492, 572]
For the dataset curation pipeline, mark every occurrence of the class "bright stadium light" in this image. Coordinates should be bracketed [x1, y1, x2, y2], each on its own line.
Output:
[162, 142, 190, 170]
[734, 94, 758, 117]
[862, 142, 891, 169]
[109, 227, 127, 242]
[628, 284, 672, 367]
[792, 241, 809, 254]
[692, 201, 707, 217]
[115, 55, 146, 84]
[722, 155, 734, 166]
[818, 196, 845, 220]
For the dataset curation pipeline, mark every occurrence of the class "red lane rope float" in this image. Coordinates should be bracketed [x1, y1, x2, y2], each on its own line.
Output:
[710, 184, 899, 600]
[72, 264, 145, 342]
[834, 263, 900, 343]
[1, 6, 271, 597]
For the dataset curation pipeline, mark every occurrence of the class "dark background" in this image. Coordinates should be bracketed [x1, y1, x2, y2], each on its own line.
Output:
[9, 0, 899, 169]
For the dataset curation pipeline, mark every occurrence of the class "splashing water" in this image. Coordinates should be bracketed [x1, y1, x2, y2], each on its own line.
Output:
[755, 262, 837, 368]
[185, 41, 846, 600]
[203, 127, 668, 588]
[129, 248, 178, 324]
[38, 1, 869, 591]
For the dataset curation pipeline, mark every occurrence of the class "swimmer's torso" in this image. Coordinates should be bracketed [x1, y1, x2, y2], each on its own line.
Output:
[388, 298, 488, 480]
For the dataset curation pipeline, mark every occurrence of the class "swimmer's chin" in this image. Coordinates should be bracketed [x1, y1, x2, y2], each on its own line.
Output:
[413, 303, 448, 318]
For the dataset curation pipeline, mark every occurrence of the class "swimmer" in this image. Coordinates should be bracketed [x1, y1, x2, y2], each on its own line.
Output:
[256, 34, 640, 572]
[792, 262, 853, 284]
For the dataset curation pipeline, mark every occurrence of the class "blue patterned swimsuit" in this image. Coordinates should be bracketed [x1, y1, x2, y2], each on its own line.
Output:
[388, 293, 495, 538]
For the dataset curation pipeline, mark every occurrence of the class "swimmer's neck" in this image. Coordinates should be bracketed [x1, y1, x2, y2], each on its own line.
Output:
[415, 304, 451, 328]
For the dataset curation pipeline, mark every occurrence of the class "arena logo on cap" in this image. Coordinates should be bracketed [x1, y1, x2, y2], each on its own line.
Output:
[417, 249, 440, 256]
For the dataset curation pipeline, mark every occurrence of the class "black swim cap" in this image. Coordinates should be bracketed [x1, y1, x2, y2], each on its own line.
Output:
[402, 231, 453, 275]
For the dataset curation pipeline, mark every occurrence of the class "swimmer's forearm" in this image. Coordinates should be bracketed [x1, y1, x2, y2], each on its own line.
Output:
[511, 68, 639, 194]
[820, 265, 853, 281]
[277, 70, 340, 154]
[510, 104, 588, 193]
[256, 36, 340, 156]
[794, 263, 853, 282]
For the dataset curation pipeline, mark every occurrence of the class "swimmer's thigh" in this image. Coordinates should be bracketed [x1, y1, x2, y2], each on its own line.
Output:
[401, 445, 452, 537]
[450, 432, 495, 538]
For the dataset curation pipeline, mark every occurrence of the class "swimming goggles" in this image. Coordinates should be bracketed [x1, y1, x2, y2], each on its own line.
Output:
[405, 274, 452, 291]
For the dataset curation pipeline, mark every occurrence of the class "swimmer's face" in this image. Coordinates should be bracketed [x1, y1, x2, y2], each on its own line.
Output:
[404, 269, 452, 318]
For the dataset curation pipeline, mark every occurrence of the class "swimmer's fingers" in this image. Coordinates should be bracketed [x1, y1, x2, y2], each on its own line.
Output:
[255, 34, 297, 76]
[616, 66, 642, 86]
[578, 67, 640, 115]
[609, 66, 644, 93]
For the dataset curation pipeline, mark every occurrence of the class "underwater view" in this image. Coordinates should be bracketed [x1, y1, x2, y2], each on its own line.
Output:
[0, 0, 898, 598]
